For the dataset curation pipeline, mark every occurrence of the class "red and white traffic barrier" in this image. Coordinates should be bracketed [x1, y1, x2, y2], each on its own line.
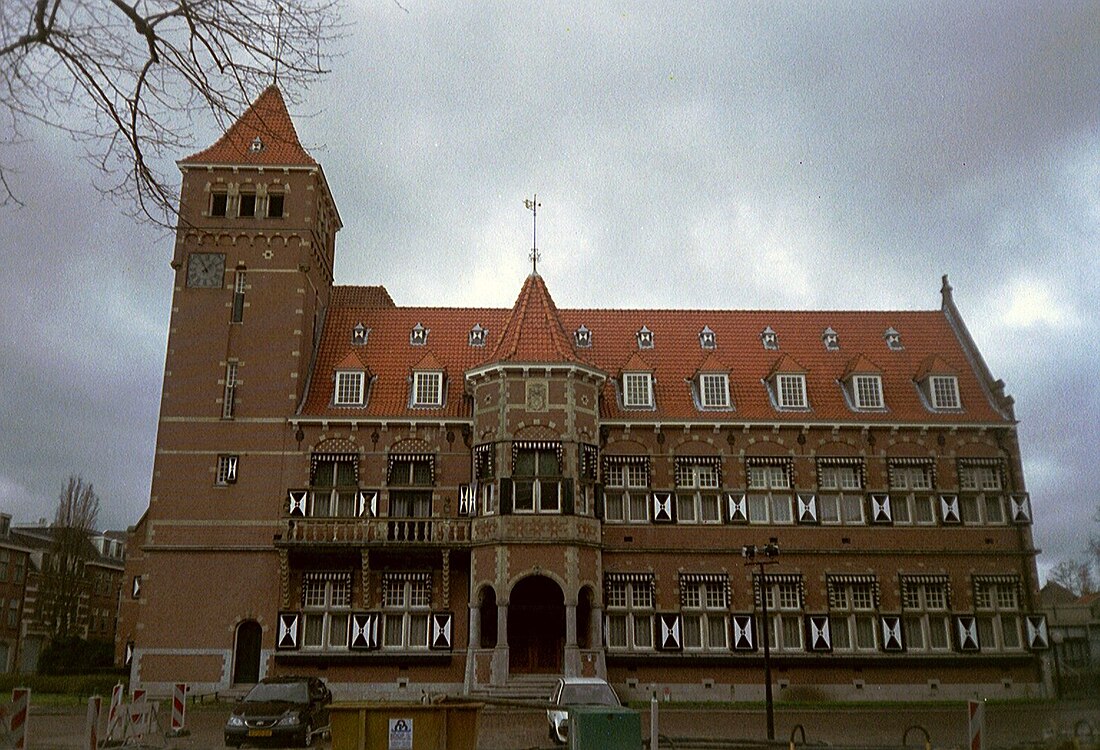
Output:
[169, 682, 189, 737]
[9, 688, 29, 750]
[84, 696, 102, 750]
[969, 699, 985, 750]
[105, 683, 125, 741]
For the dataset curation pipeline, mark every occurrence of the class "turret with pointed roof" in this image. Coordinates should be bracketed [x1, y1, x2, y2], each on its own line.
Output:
[489, 273, 581, 364]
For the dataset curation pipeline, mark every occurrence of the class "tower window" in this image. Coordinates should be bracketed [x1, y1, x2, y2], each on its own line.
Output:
[238, 192, 257, 218]
[210, 192, 228, 217]
[231, 270, 246, 323]
[222, 361, 239, 419]
[267, 193, 285, 218]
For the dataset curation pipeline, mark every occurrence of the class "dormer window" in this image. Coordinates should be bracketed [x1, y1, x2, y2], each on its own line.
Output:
[698, 373, 730, 409]
[334, 370, 366, 406]
[884, 327, 903, 351]
[851, 374, 884, 409]
[636, 326, 654, 349]
[776, 374, 807, 409]
[822, 327, 839, 351]
[699, 326, 716, 350]
[249, 136, 264, 153]
[352, 323, 368, 346]
[412, 371, 443, 407]
[761, 327, 779, 350]
[574, 325, 592, 348]
[623, 372, 654, 408]
[929, 375, 960, 410]
[410, 323, 428, 346]
[468, 324, 487, 347]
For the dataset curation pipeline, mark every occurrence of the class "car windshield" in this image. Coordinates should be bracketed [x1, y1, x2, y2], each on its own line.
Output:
[244, 682, 309, 704]
[560, 683, 618, 706]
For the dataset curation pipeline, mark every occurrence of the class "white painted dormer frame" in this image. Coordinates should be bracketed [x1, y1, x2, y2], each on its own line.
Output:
[697, 372, 731, 410]
[772, 373, 808, 410]
[848, 374, 884, 410]
[412, 371, 444, 407]
[334, 370, 366, 406]
[622, 371, 654, 409]
[928, 375, 961, 410]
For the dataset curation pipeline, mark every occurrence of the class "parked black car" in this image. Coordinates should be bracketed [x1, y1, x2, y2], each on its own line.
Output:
[224, 676, 332, 747]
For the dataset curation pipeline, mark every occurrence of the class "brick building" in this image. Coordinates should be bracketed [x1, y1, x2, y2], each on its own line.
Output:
[118, 87, 1049, 700]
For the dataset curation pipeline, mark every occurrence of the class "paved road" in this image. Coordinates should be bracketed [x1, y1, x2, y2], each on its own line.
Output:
[23, 700, 1100, 750]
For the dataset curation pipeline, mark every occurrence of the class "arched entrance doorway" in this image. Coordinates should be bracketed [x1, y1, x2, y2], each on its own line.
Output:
[232, 620, 262, 684]
[508, 575, 564, 674]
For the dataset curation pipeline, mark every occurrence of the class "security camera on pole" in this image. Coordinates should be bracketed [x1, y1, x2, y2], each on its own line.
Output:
[743, 538, 780, 742]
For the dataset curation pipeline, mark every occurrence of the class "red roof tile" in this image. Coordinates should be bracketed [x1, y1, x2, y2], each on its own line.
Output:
[914, 354, 955, 380]
[841, 353, 882, 378]
[300, 277, 1012, 426]
[489, 274, 579, 364]
[181, 86, 317, 166]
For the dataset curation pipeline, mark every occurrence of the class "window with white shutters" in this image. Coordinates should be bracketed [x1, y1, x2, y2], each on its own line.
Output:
[746, 462, 793, 524]
[818, 463, 864, 524]
[681, 575, 729, 651]
[828, 577, 878, 652]
[957, 461, 1006, 525]
[675, 463, 721, 524]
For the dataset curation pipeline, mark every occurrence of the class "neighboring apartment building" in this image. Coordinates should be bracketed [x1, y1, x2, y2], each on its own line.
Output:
[0, 515, 31, 672]
[117, 86, 1048, 700]
[12, 522, 126, 672]
[1041, 581, 1100, 698]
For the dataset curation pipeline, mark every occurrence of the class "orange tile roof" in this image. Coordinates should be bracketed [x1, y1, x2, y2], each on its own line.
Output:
[840, 353, 882, 378]
[181, 86, 317, 166]
[488, 274, 579, 363]
[300, 277, 1012, 426]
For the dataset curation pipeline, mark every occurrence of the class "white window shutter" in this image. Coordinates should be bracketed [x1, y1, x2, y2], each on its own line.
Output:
[807, 615, 831, 651]
[657, 613, 682, 651]
[1010, 493, 1032, 524]
[871, 494, 892, 524]
[940, 494, 961, 524]
[277, 612, 301, 650]
[349, 612, 381, 650]
[797, 494, 818, 524]
[880, 616, 904, 651]
[955, 616, 980, 651]
[431, 613, 454, 650]
[357, 490, 378, 518]
[288, 490, 308, 517]
[652, 492, 674, 523]
[1025, 615, 1049, 650]
[727, 493, 748, 523]
[731, 615, 756, 651]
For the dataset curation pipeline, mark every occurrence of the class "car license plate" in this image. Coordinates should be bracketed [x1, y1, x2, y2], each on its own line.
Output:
[248, 729, 273, 737]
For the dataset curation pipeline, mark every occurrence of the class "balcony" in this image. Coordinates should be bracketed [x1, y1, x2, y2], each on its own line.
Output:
[279, 516, 471, 547]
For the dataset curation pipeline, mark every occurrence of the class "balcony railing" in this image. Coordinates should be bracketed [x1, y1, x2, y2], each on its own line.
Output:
[281, 516, 471, 546]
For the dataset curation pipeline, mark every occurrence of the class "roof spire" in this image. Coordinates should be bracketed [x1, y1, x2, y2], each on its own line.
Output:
[273, 4, 284, 85]
[523, 194, 541, 275]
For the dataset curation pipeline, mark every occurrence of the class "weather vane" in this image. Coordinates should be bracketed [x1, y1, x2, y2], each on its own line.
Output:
[523, 194, 541, 274]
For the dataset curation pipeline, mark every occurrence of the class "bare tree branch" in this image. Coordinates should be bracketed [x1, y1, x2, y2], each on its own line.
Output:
[0, 0, 343, 226]
[38, 475, 101, 640]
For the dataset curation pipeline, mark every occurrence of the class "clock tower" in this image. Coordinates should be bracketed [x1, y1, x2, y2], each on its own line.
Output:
[118, 87, 342, 687]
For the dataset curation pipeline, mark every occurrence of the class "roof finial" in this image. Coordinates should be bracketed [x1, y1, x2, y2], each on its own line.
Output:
[523, 194, 541, 275]
[273, 3, 284, 85]
[941, 274, 954, 309]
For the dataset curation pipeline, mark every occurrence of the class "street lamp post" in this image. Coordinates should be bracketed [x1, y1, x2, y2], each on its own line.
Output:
[743, 538, 780, 741]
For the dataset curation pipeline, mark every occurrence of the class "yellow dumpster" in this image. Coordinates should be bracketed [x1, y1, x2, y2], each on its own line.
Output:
[330, 701, 482, 750]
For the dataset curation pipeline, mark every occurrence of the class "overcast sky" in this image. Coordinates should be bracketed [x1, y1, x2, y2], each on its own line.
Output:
[1, 2, 1097, 581]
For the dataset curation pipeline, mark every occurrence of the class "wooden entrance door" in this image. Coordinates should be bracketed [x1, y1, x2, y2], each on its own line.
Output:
[508, 575, 564, 674]
[233, 620, 262, 684]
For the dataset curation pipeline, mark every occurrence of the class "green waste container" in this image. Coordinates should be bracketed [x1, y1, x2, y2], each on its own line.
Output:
[568, 705, 641, 749]
[330, 701, 482, 750]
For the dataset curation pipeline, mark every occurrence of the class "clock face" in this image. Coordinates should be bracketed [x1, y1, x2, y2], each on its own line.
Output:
[186, 253, 226, 288]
